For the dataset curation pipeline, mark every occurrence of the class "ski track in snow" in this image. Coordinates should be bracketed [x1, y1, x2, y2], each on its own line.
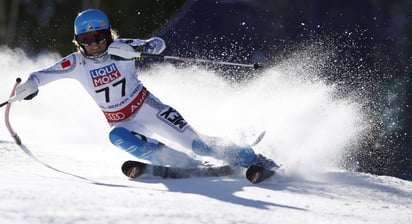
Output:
[1, 48, 411, 224]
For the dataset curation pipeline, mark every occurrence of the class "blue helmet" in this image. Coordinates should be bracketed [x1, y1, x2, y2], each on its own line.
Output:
[74, 9, 110, 35]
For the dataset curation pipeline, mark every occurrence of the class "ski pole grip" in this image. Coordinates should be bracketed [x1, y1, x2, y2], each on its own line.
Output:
[16, 77, 22, 83]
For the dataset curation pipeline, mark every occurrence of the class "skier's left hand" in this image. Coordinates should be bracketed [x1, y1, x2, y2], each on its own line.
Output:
[143, 37, 166, 55]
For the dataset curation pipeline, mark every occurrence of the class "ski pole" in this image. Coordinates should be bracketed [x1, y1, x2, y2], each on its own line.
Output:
[4, 78, 22, 145]
[0, 101, 7, 108]
[0, 78, 22, 108]
[0, 99, 10, 108]
[3, 78, 124, 184]
[140, 53, 263, 69]
[108, 42, 263, 69]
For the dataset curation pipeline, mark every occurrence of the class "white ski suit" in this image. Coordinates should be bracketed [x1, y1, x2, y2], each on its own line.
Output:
[24, 37, 258, 168]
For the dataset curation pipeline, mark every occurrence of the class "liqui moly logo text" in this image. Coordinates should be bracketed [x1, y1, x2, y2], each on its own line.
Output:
[90, 63, 121, 87]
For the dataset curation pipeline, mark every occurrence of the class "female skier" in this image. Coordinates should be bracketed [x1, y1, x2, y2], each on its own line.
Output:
[14, 9, 278, 183]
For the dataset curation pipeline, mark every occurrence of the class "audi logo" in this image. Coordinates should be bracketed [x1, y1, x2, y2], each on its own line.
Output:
[104, 112, 126, 121]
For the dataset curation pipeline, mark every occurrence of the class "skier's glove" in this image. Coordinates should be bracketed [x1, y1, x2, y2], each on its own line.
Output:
[14, 79, 39, 101]
[143, 37, 166, 55]
[133, 38, 166, 61]
[133, 43, 159, 61]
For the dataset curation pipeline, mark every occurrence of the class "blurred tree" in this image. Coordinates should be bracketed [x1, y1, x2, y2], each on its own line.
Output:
[0, 0, 6, 41]
[0, 0, 185, 55]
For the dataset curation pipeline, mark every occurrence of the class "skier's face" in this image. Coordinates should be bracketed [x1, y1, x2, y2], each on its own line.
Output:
[83, 40, 107, 56]
[77, 30, 109, 56]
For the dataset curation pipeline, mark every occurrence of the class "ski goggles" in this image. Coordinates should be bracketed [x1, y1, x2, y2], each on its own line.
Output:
[77, 30, 109, 46]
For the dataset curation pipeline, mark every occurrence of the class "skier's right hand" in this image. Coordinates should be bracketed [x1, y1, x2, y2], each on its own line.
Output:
[14, 79, 39, 101]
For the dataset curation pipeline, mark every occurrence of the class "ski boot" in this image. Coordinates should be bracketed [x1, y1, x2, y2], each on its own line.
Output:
[246, 154, 279, 184]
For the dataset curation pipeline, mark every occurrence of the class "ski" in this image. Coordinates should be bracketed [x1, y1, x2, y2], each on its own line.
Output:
[249, 130, 266, 147]
[121, 160, 234, 179]
[245, 165, 275, 184]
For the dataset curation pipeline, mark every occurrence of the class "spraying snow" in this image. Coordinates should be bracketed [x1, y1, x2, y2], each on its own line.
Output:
[140, 53, 367, 178]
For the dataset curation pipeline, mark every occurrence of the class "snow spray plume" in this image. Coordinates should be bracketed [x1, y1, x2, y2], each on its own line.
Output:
[141, 42, 370, 178]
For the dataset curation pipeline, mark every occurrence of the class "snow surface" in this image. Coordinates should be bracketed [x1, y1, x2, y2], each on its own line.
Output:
[1, 47, 411, 224]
